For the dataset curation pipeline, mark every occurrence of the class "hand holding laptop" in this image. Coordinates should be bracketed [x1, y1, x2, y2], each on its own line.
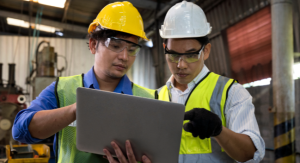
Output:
[103, 140, 151, 163]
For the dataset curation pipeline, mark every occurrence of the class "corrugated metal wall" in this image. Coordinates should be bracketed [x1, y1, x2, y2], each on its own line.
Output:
[204, 0, 300, 78]
[132, 46, 157, 89]
[204, 0, 271, 77]
[227, 6, 272, 84]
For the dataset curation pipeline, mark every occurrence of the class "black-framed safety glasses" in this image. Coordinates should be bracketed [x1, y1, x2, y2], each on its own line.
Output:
[164, 45, 205, 63]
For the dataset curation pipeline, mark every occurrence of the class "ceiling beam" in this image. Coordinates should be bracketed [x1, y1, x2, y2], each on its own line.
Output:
[107, 0, 165, 10]
[144, 0, 180, 30]
[0, 10, 87, 34]
[62, 0, 72, 22]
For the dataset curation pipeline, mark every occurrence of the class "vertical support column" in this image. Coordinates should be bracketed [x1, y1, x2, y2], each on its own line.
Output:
[271, 0, 295, 162]
[0, 63, 3, 87]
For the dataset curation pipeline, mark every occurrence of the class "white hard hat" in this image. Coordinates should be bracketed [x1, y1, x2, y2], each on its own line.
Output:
[160, 0, 212, 38]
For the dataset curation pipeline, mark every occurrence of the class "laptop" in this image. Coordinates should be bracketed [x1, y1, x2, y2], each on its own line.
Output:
[76, 87, 185, 163]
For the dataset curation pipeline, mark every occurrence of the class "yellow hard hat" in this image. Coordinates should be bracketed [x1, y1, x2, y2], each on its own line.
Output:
[88, 1, 149, 41]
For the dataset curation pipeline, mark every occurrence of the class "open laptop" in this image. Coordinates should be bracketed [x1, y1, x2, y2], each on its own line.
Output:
[76, 87, 185, 163]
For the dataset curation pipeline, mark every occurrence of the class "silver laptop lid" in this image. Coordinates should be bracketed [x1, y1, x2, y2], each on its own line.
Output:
[76, 87, 185, 163]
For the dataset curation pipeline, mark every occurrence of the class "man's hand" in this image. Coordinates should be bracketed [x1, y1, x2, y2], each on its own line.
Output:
[183, 108, 222, 139]
[103, 140, 151, 163]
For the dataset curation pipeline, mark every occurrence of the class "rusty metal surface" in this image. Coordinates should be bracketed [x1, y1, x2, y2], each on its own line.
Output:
[201, 0, 271, 78]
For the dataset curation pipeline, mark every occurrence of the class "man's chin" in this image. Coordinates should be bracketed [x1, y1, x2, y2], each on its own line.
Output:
[174, 77, 191, 85]
[110, 71, 126, 79]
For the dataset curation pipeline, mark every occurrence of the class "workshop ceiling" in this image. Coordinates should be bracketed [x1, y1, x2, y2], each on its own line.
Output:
[0, 0, 217, 38]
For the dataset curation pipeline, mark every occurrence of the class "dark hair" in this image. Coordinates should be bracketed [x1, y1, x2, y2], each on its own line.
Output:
[164, 36, 210, 47]
[88, 25, 138, 49]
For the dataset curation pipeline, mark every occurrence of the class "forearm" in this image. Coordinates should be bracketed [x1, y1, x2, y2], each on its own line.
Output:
[214, 126, 256, 162]
[29, 103, 76, 139]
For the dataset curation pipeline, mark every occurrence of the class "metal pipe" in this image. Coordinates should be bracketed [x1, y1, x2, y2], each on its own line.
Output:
[271, 0, 295, 162]
[8, 64, 16, 87]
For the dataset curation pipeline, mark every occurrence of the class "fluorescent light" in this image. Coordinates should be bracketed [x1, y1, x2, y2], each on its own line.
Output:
[243, 63, 300, 88]
[24, 0, 66, 8]
[55, 31, 64, 36]
[6, 17, 62, 33]
[7, 18, 30, 28]
[293, 62, 300, 80]
[32, 24, 57, 33]
[253, 78, 271, 87]
[145, 39, 153, 48]
[243, 78, 271, 88]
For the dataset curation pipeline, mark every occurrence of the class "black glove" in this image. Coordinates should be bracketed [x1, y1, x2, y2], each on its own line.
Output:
[183, 108, 222, 139]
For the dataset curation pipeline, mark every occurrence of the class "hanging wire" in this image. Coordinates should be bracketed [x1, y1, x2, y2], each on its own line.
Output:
[29, 6, 43, 75]
[12, 0, 24, 63]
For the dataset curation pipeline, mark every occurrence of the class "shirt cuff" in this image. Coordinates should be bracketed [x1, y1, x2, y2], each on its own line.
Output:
[237, 131, 265, 163]
[13, 110, 44, 144]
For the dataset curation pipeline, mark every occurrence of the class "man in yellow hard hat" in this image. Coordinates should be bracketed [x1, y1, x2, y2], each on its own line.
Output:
[12, 2, 154, 163]
[158, 1, 265, 163]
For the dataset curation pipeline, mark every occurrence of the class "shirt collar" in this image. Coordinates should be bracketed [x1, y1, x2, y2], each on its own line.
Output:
[166, 65, 210, 90]
[83, 66, 133, 95]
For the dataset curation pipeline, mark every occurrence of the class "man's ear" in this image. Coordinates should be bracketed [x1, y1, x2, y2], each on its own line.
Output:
[89, 38, 97, 54]
[203, 43, 211, 61]
[163, 43, 166, 49]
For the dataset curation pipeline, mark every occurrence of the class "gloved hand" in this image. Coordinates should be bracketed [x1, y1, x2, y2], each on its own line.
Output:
[183, 108, 222, 139]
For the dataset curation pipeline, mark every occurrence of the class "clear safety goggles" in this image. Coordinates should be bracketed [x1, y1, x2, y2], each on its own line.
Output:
[165, 45, 205, 63]
[103, 37, 142, 57]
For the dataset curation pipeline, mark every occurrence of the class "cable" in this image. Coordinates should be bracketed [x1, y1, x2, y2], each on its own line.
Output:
[12, 0, 24, 63]
[57, 55, 68, 76]
[34, 40, 49, 76]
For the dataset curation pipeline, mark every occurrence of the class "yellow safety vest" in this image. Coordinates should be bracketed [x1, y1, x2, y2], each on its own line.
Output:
[55, 74, 157, 163]
[158, 72, 237, 163]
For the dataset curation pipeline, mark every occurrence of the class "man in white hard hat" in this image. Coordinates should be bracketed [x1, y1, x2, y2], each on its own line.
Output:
[158, 1, 265, 162]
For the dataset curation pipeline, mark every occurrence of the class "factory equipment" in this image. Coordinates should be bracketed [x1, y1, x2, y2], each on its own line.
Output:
[0, 63, 27, 146]
[6, 144, 50, 162]
[35, 41, 57, 77]
[27, 41, 65, 99]
[25, 41, 66, 162]
[0, 41, 65, 160]
[33, 41, 57, 98]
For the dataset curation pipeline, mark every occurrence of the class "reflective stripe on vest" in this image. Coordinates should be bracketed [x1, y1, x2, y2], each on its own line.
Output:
[158, 72, 236, 163]
[55, 74, 156, 163]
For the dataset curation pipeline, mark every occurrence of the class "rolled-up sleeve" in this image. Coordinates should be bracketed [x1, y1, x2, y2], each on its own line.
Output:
[225, 83, 265, 163]
[12, 81, 58, 144]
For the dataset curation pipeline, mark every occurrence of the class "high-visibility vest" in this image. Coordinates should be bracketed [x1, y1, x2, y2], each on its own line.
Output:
[55, 74, 157, 163]
[158, 72, 237, 163]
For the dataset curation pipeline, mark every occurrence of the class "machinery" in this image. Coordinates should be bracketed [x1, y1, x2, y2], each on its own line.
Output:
[0, 41, 65, 161]
[0, 63, 27, 146]
[26, 41, 65, 162]
[27, 41, 65, 99]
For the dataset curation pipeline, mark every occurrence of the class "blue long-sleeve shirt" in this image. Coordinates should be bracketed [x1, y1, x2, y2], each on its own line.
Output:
[12, 67, 133, 153]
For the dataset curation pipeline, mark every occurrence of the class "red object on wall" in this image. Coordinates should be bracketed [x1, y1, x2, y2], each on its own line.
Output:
[226, 6, 272, 84]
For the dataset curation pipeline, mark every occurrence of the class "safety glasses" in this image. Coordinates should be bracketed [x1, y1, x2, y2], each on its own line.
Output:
[165, 45, 205, 63]
[103, 37, 142, 57]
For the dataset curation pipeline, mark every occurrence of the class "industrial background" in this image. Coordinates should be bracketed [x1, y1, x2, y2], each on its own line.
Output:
[0, 0, 299, 162]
